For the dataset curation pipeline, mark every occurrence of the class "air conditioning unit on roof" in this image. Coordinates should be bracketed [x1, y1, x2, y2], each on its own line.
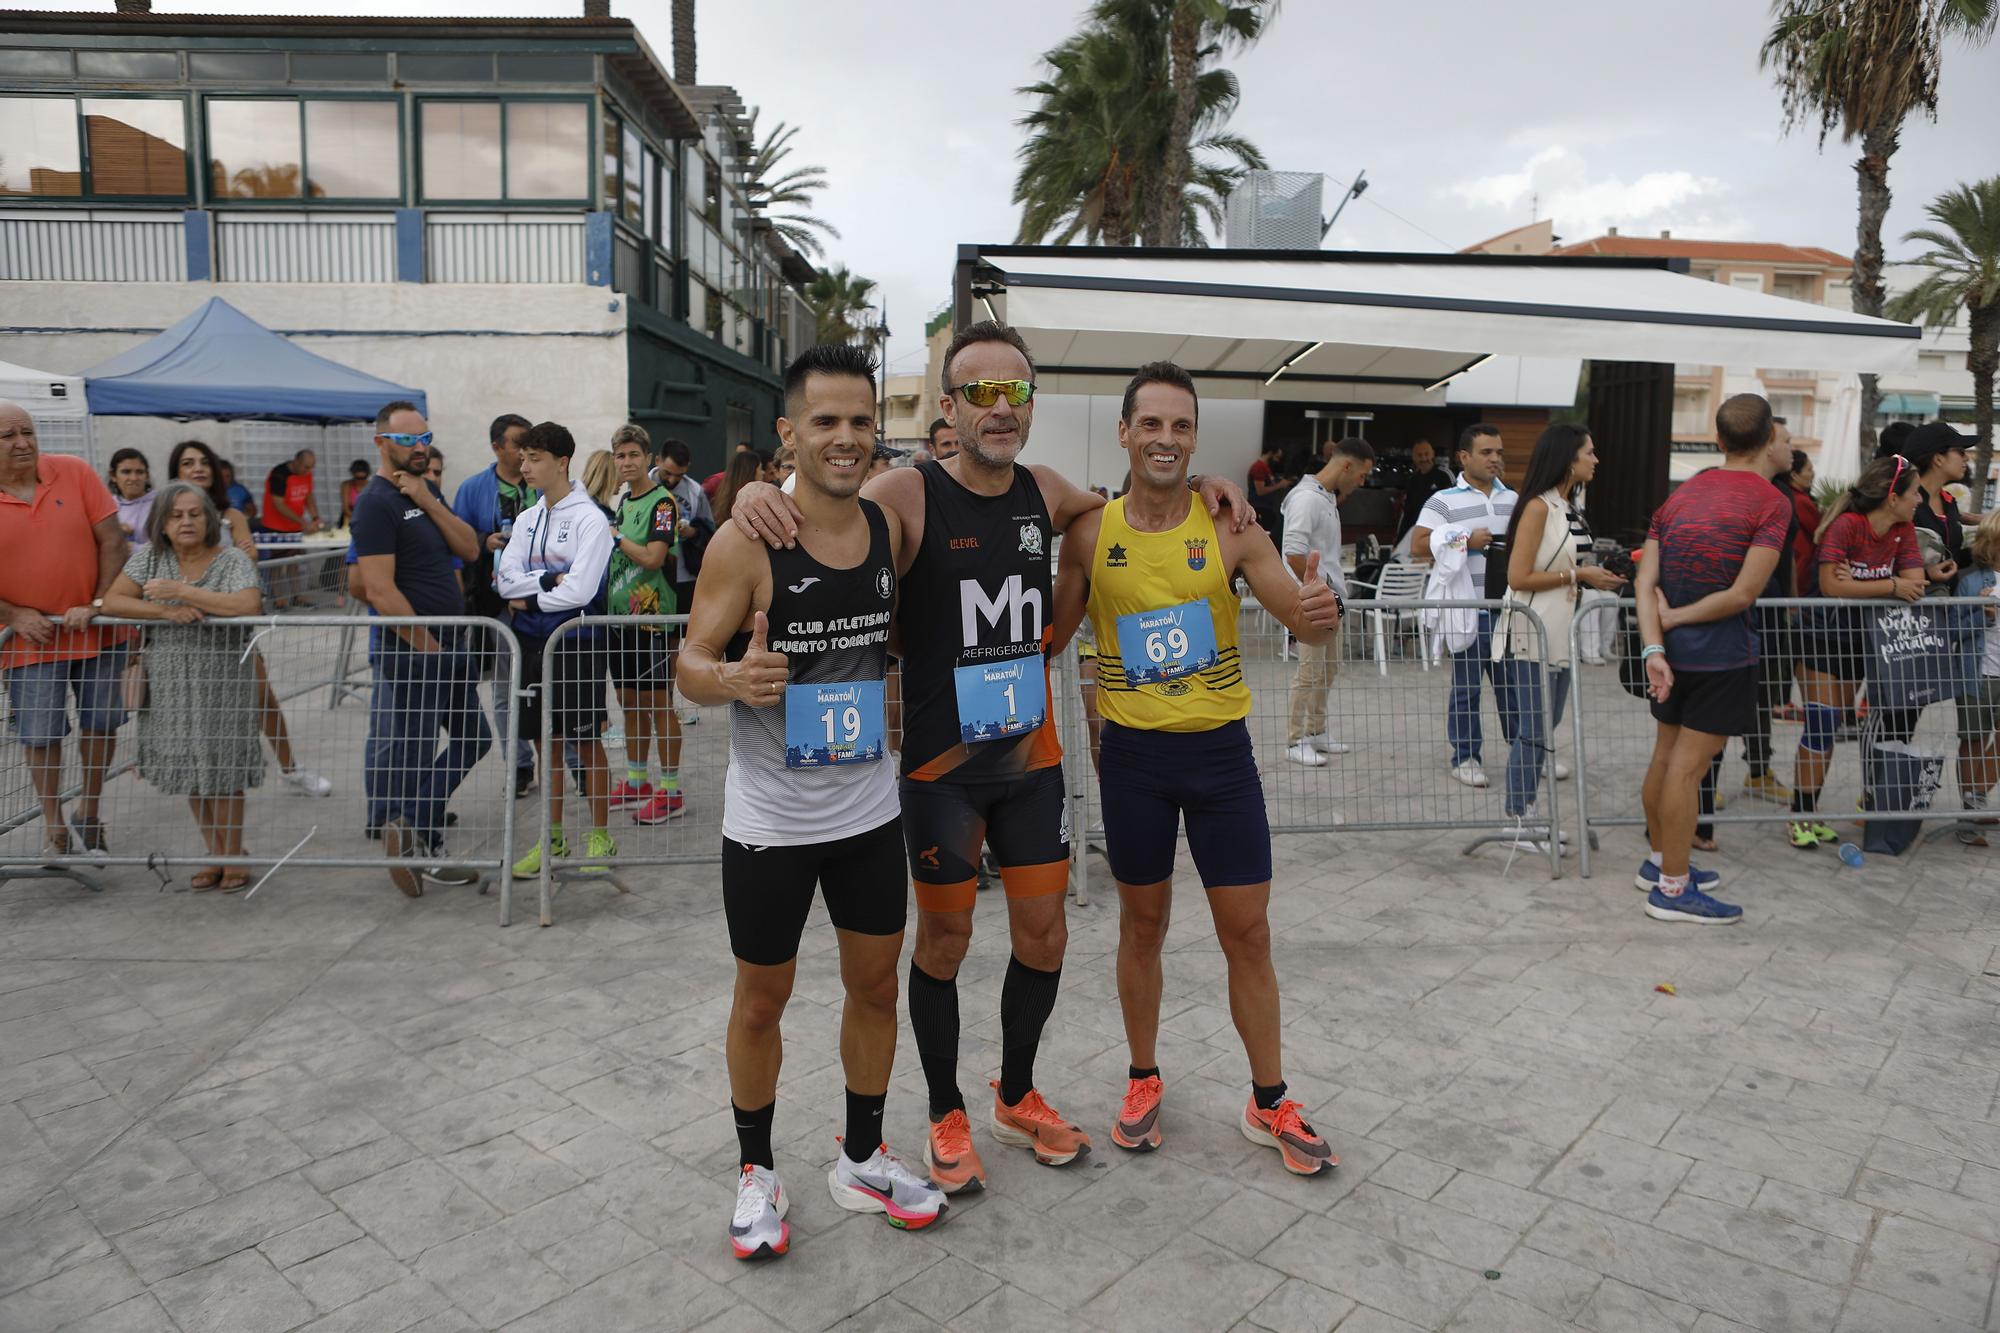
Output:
[1225, 171, 1325, 249]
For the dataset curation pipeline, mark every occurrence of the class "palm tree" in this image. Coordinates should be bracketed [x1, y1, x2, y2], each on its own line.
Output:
[1141, 0, 1278, 247]
[807, 265, 878, 346]
[1761, 0, 1996, 453]
[1890, 177, 2000, 506]
[1014, 5, 1265, 247]
[736, 107, 840, 259]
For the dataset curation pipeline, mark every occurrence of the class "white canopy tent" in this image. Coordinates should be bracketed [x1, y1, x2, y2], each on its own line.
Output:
[0, 357, 92, 466]
[961, 247, 1921, 404]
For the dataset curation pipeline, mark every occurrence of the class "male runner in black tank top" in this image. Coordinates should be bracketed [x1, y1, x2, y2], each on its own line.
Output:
[680, 346, 943, 1259]
[730, 320, 1251, 1193]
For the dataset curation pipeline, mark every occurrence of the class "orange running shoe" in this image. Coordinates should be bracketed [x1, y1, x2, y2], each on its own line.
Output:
[990, 1082, 1091, 1166]
[923, 1108, 987, 1194]
[1111, 1075, 1163, 1152]
[1241, 1097, 1338, 1176]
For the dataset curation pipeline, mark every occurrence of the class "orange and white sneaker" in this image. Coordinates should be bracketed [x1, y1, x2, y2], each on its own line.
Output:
[990, 1082, 1091, 1166]
[1241, 1097, 1338, 1176]
[923, 1108, 988, 1194]
[728, 1164, 788, 1259]
[1111, 1075, 1163, 1152]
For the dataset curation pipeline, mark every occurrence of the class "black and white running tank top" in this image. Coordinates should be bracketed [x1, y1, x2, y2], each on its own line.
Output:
[722, 499, 899, 845]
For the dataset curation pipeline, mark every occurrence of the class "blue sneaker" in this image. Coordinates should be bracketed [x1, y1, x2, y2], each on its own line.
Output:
[1645, 884, 1743, 924]
[1634, 859, 1723, 893]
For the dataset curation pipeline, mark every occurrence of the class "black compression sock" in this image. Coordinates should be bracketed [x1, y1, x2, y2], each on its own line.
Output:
[732, 1100, 775, 1170]
[998, 955, 1062, 1107]
[843, 1089, 885, 1163]
[907, 962, 965, 1118]
[1253, 1080, 1288, 1112]
[1129, 1065, 1161, 1081]
[1792, 789, 1819, 814]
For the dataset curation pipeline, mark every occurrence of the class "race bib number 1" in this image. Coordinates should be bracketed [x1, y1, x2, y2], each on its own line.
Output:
[953, 653, 1047, 744]
[1114, 599, 1218, 685]
[785, 680, 885, 768]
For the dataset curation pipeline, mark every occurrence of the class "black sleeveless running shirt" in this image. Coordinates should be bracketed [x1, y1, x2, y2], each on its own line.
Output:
[899, 460, 1062, 783]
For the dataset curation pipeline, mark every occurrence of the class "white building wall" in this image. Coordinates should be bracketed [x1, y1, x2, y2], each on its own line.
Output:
[0, 281, 629, 507]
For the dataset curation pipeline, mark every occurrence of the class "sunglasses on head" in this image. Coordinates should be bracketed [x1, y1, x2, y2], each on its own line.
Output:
[951, 379, 1036, 408]
[377, 431, 434, 448]
[1890, 453, 1910, 488]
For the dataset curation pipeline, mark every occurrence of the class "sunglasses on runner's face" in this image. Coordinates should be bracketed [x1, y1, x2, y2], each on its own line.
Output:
[950, 379, 1036, 408]
[377, 432, 434, 448]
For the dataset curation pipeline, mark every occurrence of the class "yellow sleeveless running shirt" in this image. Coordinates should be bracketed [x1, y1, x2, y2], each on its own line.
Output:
[1085, 495, 1247, 731]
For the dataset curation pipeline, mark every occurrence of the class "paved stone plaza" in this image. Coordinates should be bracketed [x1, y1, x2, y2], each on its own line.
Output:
[3, 778, 1999, 1333]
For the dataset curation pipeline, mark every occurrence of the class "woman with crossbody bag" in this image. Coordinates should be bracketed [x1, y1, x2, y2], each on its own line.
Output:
[1490, 425, 1624, 827]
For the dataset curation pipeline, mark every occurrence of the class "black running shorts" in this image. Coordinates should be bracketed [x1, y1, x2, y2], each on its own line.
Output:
[899, 766, 1070, 913]
[1099, 718, 1272, 889]
[722, 816, 907, 966]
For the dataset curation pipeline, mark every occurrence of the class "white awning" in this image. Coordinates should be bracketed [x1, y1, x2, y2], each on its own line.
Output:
[970, 248, 1920, 403]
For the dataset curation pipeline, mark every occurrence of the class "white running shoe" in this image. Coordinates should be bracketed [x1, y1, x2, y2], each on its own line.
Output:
[1285, 742, 1327, 768]
[827, 1144, 947, 1230]
[729, 1165, 788, 1259]
[1553, 760, 1572, 781]
[1451, 761, 1489, 789]
[1301, 733, 1352, 755]
[283, 767, 333, 797]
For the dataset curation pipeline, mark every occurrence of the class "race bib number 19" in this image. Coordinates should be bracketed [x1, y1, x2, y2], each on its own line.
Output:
[1114, 600, 1218, 685]
[953, 653, 1047, 744]
[785, 680, 885, 768]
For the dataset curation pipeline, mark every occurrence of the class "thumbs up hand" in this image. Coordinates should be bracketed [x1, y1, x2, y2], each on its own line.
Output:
[732, 609, 791, 707]
[1296, 551, 1342, 632]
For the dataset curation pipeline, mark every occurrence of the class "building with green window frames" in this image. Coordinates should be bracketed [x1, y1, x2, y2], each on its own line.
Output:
[0, 7, 817, 493]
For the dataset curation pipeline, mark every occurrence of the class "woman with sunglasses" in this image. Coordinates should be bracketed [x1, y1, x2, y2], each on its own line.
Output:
[1787, 456, 1932, 848]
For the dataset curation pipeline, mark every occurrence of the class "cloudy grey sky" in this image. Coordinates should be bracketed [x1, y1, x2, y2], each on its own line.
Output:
[24, 0, 1999, 375]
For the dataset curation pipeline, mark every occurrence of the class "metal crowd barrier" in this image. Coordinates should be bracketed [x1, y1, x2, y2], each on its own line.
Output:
[1, 615, 523, 922]
[1569, 594, 2000, 877]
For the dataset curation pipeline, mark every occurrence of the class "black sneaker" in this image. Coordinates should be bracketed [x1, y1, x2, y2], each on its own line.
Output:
[68, 814, 109, 866]
[421, 864, 480, 887]
[381, 817, 422, 898]
[514, 768, 535, 799]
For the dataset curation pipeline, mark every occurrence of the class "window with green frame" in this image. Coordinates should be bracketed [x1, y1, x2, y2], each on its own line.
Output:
[419, 97, 590, 203]
[0, 93, 189, 199]
[205, 96, 400, 201]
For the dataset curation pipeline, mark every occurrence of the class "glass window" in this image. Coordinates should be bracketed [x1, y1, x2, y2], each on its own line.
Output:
[0, 96, 82, 197]
[620, 122, 642, 224]
[208, 99, 299, 198]
[643, 146, 659, 242]
[497, 54, 593, 83]
[305, 100, 399, 199]
[0, 49, 71, 79]
[190, 52, 285, 82]
[76, 51, 177, 80]
[504, 101, 586, 200]
[399, 53, 493, 83]
[420, 100, 501, 200]
[601, 111, 618, 210]
[290, 52, 386, 82]
[81, 97, 185, 196]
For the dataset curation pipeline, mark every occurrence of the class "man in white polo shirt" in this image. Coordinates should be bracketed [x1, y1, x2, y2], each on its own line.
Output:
[1411, 424, 1516, 788]
[1280, 436, 1374, 766]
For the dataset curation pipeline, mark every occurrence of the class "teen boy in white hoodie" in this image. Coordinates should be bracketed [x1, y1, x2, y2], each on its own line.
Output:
[497, 421, 618, 874]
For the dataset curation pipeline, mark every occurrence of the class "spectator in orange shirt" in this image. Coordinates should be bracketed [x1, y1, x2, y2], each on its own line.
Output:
[0, 401, 132, 861]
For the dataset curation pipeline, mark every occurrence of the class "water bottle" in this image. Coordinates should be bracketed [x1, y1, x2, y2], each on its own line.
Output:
[1838, 843, 1864, 868]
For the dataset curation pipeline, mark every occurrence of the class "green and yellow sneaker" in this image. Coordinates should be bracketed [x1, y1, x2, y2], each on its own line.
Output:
[577, 828, 617, 875]
[513, 830, 570, 876]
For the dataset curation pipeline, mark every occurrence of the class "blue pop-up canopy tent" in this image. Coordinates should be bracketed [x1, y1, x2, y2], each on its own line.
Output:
[83, 297, 426, 422]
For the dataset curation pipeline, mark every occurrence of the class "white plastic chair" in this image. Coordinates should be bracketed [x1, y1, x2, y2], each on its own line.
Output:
[1357, 561, 1436, 676]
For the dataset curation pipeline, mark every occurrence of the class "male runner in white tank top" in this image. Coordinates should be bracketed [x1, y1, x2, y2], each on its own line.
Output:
[679, 345, 945, 1260]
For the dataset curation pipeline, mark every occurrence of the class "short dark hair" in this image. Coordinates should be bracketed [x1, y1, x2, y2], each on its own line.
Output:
[926, 416, 951, 445]
[1790, 449, 1811, 476]
[1260, 442, 1283, 457]
[1716, 392, 1774, 455]
[490, 412, 530, 444]
[784, 343, 878, 418]
[1876, 420, 1915, 461]
[1457, 423, 1501, 457]
[522, 421, 575, 460]
[374, 400, 420, 431]
[940, 319, 1035, 396]
[1120, 361, 1198, 424]
[755, 447, 774, 466]
[659, 438, 691, 467]
[1333, 436, 1376, 465]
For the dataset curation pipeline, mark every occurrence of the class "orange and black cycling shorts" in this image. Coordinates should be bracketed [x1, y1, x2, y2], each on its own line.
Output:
[899, 767, 1070, 913]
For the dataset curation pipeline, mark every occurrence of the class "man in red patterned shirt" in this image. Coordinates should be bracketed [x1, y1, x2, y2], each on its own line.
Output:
[1633, 394, 1790, 925]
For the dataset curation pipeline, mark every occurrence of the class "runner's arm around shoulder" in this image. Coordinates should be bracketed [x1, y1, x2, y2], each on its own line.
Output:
[1051, 506, 1101, 652]
[1237, 523, 1339, 645]
[1030, 464, 1107, 534]
[677, 524, 782, 707]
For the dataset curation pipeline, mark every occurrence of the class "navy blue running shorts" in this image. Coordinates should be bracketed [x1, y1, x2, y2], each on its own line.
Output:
[1098, 718, 1272, 889]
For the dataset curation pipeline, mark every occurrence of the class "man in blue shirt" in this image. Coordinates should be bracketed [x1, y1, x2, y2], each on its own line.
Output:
[352, 400, 489, 896]
[453, 413, 538, 794]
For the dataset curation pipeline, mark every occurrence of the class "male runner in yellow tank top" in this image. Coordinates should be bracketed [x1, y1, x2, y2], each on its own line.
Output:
[1054, 361, 1345, 1176]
